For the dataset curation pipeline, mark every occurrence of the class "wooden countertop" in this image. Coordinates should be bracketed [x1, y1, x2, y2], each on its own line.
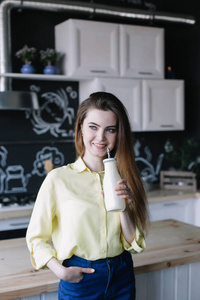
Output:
[1, 219, 200, 299]
[0, 206, 33, 220]
[134, 219, 200, 274]
[1, 189, 199, 220]
[147, 189, 200, 203]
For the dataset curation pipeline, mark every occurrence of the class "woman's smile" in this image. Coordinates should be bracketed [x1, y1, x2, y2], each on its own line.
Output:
[93, 143, 107, 149]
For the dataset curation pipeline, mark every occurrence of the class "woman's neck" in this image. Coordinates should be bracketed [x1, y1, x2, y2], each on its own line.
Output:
[82, 155, 104, 172]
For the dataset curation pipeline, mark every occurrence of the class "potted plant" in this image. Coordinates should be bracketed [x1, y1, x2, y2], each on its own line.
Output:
[15, 45, 37, 74]
[164, 138, 200, 189]
[40, 48, 61, 75]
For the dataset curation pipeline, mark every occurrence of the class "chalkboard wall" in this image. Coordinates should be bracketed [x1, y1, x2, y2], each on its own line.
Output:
[1, 78, 78, 194]
[0, 1, 199, 195]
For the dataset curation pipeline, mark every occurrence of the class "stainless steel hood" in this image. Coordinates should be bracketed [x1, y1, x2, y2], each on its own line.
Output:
[0, 91, 39, 110]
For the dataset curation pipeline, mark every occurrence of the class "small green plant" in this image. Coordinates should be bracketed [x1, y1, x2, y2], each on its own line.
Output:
[165, 138, 199, 171]
[15, 45, 37, 64]
[40, 48, 60, 65]
[164, 138, 200, 186]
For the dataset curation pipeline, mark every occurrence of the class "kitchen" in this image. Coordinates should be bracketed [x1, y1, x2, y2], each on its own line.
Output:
[0, 0, 200, 299]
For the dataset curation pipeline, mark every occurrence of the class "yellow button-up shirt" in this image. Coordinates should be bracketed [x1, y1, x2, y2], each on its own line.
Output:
[26, 157, 146, 270]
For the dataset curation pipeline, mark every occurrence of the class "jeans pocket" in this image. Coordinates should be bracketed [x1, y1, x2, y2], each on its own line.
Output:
[62, 258, 90, 285]
[63, 274, 87, 285]
[75, 273, 87, 284]
[122, 252, 135, 275]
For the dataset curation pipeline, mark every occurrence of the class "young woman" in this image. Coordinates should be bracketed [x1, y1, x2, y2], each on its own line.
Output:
[26, 92, 149, 300]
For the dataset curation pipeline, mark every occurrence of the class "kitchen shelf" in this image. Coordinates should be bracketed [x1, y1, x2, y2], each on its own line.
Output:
[0, 73, 78, 81]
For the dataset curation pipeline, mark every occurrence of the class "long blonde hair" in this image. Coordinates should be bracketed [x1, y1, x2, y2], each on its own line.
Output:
[75, 92, 149, 233]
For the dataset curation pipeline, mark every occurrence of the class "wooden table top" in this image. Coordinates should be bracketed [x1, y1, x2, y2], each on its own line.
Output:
[1, 219, 200, 299]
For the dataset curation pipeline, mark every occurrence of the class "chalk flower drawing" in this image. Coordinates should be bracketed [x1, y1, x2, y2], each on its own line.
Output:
[31, 87, 76, 137]
[32, 146, 64, 177]
[134, 140, 164, 182]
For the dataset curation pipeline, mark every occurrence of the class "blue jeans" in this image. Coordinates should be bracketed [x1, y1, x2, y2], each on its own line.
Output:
[58, 251, 135, 300]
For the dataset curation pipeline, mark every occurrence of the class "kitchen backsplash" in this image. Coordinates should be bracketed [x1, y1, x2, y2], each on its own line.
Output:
[0, 78, 185, 195]
[0, 132, 184, 195]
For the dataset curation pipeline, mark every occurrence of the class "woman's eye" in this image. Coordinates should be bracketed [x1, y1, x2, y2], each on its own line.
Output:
[89, 126, 97, 130]
[107, 128, 116, 133]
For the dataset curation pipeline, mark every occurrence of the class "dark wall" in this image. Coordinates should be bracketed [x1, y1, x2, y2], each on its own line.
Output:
[0, 78, 78, 194]
[1, 0, 200, 195]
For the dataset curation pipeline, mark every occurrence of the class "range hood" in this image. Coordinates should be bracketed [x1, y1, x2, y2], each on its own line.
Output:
[0, 91, 39, 110]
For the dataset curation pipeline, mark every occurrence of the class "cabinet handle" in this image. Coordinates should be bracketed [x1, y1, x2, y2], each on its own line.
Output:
[138, 72, 153, 75]
[90, 70, 107, 73]
[10, 222, 29, 227]
[163, 203, 177, 206]
[160, 125, 174, 128]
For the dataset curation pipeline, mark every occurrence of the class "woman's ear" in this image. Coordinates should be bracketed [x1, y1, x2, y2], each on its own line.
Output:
[80, 124, 83, 137]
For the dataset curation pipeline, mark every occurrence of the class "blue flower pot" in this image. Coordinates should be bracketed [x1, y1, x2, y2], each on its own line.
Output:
[43, 65, 57, 75]
[20, 64, 35, 74]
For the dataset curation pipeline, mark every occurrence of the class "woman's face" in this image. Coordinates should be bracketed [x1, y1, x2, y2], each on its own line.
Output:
[81, 108, 118, 160]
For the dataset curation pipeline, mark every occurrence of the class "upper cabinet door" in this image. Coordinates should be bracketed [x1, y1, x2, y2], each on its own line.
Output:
[55, 19, 119, 78]
[142, 80, 184, 131]
[79, 78, 142, 131]
[120, 25, 164, 79]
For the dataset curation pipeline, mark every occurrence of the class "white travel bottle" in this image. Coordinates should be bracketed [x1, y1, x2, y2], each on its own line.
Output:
[103, 149, 126, 212]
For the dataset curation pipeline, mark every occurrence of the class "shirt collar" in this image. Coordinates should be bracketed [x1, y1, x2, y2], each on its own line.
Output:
[72, 157, 104, 174]
[72, 157, 89, 173]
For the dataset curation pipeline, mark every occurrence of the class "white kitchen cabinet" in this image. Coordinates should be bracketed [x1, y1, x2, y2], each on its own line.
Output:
[136, 262, 200, 300]
[55, 19, 164, 79]
[120, 24, 164, 79]
[80, 78, 184, 132]
[148, 197, 200, 227]
[55, 19, 119, 78]
[142, 79, 184, 131]
[79, 77, 142, 131]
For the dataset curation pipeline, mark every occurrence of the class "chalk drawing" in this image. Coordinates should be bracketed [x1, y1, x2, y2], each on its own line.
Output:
[31, 146, 65, 177]
[0, 146, 65, 194]
[5, 165, 29, 193]
[30, 87, 76, 137]
[0, 138, 167, 194]
[0, 146, 8, 193]
[0, 146, 8, 167]
[134, 139, 164, 183]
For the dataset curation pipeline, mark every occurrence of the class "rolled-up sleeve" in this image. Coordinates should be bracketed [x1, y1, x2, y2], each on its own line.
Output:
[122, 227, 146, 254]
[26, 173, 56, 269]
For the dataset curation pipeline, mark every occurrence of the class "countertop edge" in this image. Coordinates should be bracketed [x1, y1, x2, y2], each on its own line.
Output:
[1, 244, 200, 299]
[147, 190, 200, 203]
[0, 207, 33, 220]
[133, 245, 200, 274]
[0, 281, 59, 300]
